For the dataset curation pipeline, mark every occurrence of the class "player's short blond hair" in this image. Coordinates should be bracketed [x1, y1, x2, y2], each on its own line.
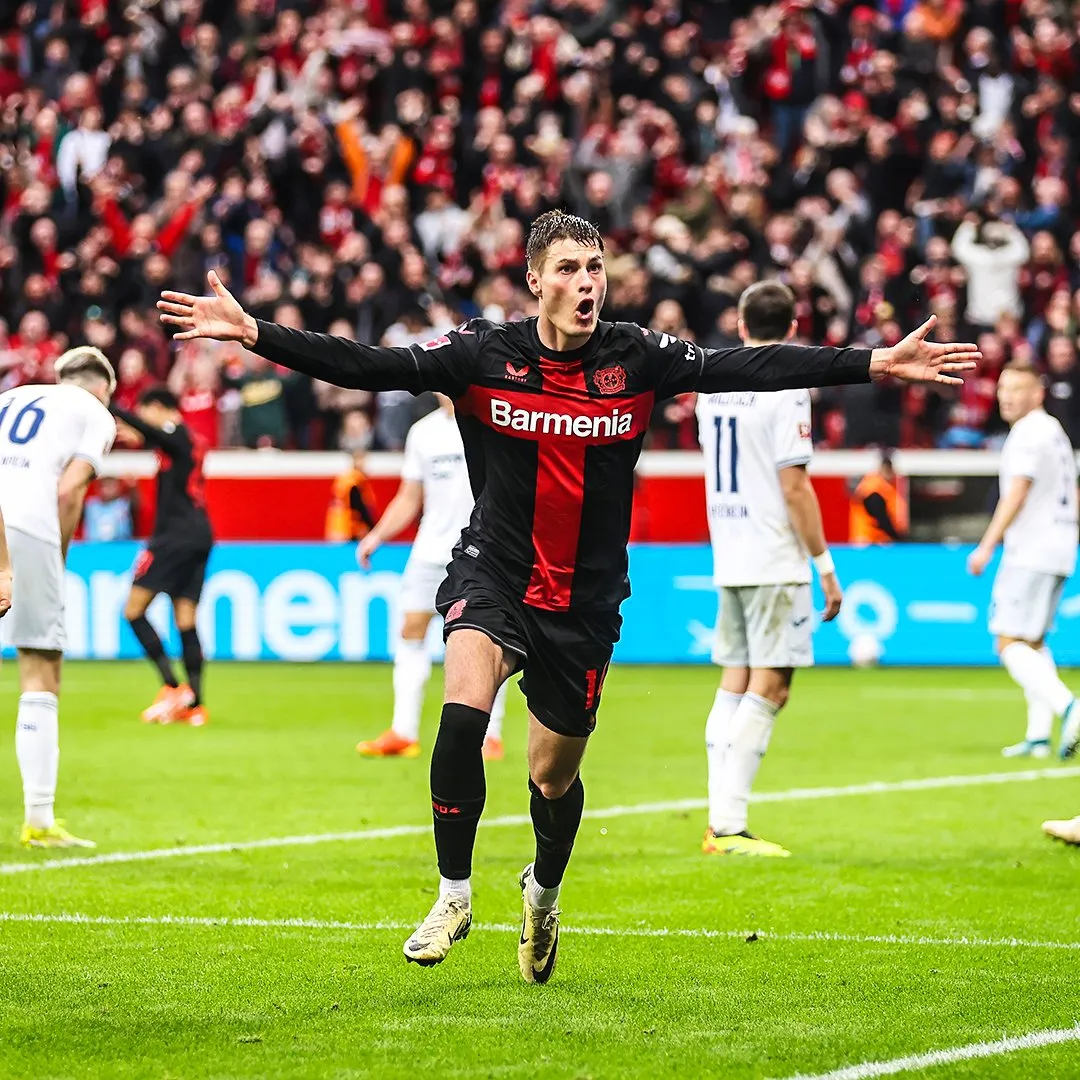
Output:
[55, 346, 116, 395]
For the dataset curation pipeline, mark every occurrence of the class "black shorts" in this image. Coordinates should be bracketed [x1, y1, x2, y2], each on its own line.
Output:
[132, 541, 212, 602]
[436, 556, 621, 739]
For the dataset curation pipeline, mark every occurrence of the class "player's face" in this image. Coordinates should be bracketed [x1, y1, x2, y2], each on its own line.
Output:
[530, 239, 607, 343]
[997, 370, 1043, 424]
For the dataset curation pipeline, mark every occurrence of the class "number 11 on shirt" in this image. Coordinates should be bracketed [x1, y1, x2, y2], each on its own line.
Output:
[714, 416, 739, 494]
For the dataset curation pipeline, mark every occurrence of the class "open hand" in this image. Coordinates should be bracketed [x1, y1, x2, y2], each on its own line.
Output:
[871, 315, 980, 386]
[157, 270, 257, 346]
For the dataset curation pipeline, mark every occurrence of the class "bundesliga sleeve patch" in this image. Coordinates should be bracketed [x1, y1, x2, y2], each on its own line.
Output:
[445, 599, 467, 622]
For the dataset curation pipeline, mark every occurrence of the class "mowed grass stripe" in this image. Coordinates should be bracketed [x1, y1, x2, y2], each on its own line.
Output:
[2, 912, 1078, 952]
[4, 765, 1079, 876]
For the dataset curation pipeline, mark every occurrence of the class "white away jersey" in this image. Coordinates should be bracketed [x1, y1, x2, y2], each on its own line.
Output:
[999, 408, 1078, 576]
[0, 383, 115, 546]
[697, 388, 813, 587]
[402, 406, 473, 564]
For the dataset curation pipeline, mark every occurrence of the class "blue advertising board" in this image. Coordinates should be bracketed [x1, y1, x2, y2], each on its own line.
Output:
[46, 542, 1080, 665]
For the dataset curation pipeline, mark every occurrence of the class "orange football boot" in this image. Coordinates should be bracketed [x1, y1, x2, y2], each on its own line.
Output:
[356, 729, 420, 758]
[177, 704, 209, 727]
[482, 736, 504, 761]
[142, 684, 195, 724]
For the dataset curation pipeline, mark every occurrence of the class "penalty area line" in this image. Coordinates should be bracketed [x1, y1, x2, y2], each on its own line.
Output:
[0, 913, 1078, 952]
[2, 765, 1079, 876]
[782, 1025, 1080, 1079]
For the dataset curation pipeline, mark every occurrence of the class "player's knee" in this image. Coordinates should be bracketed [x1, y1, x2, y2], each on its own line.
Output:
[531, 774, 574, 801]
[769, 683, 791, 710]
[748, 670, 791, 709]
[124, 602, 144, 623]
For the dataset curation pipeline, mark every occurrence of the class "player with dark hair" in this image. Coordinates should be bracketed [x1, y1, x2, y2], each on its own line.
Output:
[159, 210, 979, 983]
[112, 386, 214, 727]
[697, 280, 844, 859]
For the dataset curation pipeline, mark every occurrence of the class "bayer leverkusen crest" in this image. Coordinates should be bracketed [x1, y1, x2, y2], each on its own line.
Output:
[594, 366, 627, 394]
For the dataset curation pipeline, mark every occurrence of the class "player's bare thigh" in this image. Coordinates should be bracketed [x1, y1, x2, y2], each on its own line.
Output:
[443, 628, 516, 712]
[124, 584, 155, 622]
[17, 648, 62, 695]
[528, 712, 589, 800]
[401, 611, 434, 642]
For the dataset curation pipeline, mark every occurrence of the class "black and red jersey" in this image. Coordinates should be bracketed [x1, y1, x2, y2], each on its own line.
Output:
[112, 407, 213, 548]
[254, 318, 871, 613]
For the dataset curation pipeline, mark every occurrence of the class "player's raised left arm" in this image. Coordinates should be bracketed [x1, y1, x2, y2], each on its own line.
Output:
[158, 271, 472, 394]
[968, 476, 1032, 576]
[658, 316, 979, 395]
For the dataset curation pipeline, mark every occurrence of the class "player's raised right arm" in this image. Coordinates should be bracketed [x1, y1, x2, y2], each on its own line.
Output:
[158, 271, 469, 393]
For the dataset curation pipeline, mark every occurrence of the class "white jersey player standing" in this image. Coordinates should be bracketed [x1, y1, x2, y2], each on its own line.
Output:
[356, 394, 508, 760]
[968, 363, 1079, 759]
[0, 347, 116, 848]
[696, 282, 843, 858]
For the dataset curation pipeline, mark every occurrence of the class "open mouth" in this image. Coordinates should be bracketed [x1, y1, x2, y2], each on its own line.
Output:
[575, 298, 595, 322]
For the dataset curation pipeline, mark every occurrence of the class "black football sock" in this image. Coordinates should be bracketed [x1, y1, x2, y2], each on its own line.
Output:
[529, 775, 584, 890]
[430, 703, 489, 882]
[180, 628, 204, 706]
[129, 616, 178, 688]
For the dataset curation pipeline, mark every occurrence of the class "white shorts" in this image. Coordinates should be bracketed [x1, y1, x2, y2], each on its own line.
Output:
[400, 556, 449, 614]
[989, 562, 1067, 643]
[713, 583, 814, 669]
[2, 527, 66, 652]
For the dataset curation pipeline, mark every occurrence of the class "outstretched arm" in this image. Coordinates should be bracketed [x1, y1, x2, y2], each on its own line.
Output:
[658, 316, 979, 396]
[158, 271, 472, 394]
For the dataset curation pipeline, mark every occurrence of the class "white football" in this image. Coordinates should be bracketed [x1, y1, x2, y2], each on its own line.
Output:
[848, 633, 882, 668]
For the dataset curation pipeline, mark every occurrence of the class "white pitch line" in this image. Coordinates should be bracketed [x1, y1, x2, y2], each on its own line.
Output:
[0, 912, 1078, 952]
[3, 765, 1079, 876]
[784, 1025, 1080, 1079]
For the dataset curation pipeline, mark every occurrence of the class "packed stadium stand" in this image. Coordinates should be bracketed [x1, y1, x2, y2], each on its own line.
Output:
[0, 0, 1077, 453]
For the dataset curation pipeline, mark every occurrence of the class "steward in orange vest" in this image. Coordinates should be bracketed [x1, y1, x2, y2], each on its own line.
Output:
[326, 449, 378, 541]
[849, 453, 909, 544]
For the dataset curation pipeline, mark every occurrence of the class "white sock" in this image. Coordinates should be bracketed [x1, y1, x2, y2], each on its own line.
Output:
[710, 693, 779, 836]
[527, 875, 561, 911]
[486, 683, 509, 740]
[16, 692, 59, 829]
[705, 689, 743, 832]
[391, 638, 431, 742]
[1025, 647, 1056, 742]
[1001, 642, 1074, 718]
[439, 876, 471, 903]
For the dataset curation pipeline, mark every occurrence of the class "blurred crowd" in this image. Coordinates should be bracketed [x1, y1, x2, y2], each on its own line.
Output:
[2, 0, 1080, 451]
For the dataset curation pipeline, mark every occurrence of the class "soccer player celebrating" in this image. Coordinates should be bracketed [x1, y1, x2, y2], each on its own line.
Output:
[968, 363, 1079, 758]
[0, 346, 117, 848]
[356, 393, 509, 761]
[113, 388, 214, 727]
[697, 282, 843, 858]
[159, 212, 978, 983]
